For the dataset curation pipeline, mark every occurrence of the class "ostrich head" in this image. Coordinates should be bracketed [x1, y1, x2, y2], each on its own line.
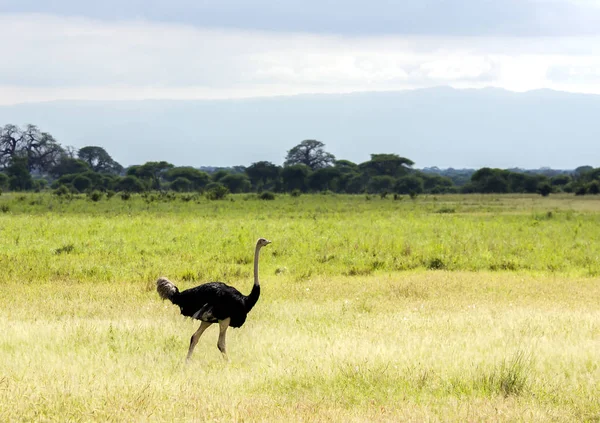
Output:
[257, 238, 271, 247]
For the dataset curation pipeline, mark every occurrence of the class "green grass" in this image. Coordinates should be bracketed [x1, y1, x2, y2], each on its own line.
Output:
[0, 193, 599, 421]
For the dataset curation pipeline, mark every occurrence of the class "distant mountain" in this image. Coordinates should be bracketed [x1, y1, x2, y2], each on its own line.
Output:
[1, 87, 599, 169]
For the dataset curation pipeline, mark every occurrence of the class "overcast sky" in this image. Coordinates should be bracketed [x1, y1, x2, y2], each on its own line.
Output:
[1, 0, 600, 105]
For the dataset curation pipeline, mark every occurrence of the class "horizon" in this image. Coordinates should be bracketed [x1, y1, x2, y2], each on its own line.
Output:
[3, 85, 600, 108]
[2, 87, 599, 170]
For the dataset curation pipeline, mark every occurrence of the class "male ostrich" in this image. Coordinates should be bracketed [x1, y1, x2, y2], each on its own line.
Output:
[156, 238, 271, 361]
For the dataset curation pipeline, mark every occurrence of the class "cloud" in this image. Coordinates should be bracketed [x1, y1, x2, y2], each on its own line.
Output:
[1, 14, 600, 105]
[2, 0, 600, 36]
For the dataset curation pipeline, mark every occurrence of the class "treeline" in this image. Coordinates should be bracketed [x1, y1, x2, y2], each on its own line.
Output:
[1, 125, 599, 197]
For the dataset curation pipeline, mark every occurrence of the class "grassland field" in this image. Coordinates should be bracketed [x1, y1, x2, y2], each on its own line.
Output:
[0, 192, 599, 422]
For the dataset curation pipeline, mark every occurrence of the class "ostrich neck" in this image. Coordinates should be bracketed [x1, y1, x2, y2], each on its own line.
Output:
[253, 244, 261, 286]
[245, 244, 262, 312]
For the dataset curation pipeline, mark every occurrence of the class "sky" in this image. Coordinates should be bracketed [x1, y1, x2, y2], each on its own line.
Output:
[1, 0, 600, 105]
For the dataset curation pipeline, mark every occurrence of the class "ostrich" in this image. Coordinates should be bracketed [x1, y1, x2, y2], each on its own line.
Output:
[156, 238, 271, 361]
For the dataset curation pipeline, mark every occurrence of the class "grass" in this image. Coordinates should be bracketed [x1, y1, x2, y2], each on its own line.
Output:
[0, 193, 599, 421]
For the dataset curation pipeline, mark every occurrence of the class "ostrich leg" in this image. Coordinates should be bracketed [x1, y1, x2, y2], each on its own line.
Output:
[217, 318, 231, 361]
[186, 321, 212, 362]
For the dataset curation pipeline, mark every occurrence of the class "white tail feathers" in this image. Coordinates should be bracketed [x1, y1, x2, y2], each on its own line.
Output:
[156, 277, 178, 301]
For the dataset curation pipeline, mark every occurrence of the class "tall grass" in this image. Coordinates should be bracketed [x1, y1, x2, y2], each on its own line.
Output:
[0, 193, 599, 421]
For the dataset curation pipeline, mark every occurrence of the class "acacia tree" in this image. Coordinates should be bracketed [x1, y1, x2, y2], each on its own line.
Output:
[284, 140, 335, 170]
[78, 146, 123, 174]
[359, 154, 414, 178]
[165, 167, 210, 191]
[127, 161, 174, 190]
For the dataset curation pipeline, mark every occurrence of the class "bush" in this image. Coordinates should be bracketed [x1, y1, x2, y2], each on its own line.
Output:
[120, 192, 131, 201]
[53, 185, 71, 197]
[88, 190, 103, 202]
[106, 190, 116, 199]
[170, 177, 192, 192]
[72, 175, 92, 193]
[588, 181, 600, 195]
[205, 184, 229, 200]
[116, 175, 146, 193]
[538, 182, 552, 197]
[259, 191, 276, 200]
[290, 189, 302, 197]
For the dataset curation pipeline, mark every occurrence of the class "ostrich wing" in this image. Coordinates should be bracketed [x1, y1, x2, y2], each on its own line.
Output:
[191, 303, 219, 323]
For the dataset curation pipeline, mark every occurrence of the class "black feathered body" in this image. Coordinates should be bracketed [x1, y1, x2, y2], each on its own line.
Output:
[170, 282, 260, 328]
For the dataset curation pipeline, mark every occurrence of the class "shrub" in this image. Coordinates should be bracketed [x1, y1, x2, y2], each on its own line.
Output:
[427, 257, 446, 270]
[116, 175, 146, 193]
[538, 182, 552, 197]
[170, 177, 192, 192]
[259, 191, 276, 200]
[205, 184, 229, 200]
[120, 192, 131, 201]
[290, 189, 302, 197]
[88, 190, 103, 202]
[72, 175, 92, 193]
[53, 185, 71, 197]
[54, 244, 75, 255]
[588, 181, 600, 195]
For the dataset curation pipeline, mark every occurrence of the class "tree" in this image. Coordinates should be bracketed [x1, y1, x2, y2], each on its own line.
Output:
[284, 140, 335, 170]
[72, 175, 93, 193]
[165, 167, 210, 191]
[470, 168, 509, 193]
[538, 182, 552, 197]
[588, 181, 600, 195]
[6, 157, 33, 191]
[344, 174, 367, 194]
[127, 161, 173, 190]
[281, 164, 311, 192]
[78, 146, 123, 174]
[211, 169, 231, 182]
[50, 157, 91, 178]
[367, 175, 396, 194]
[359, 154, 414, 178]
[116, 175, 147, 192]
[550, 175, 572, 187]
[0, 124, 64, 173]
[170, 177, 192, 192]
[394, 175, 424, 194]
[422, 174, 453, 193]
[308, 167, 341, 192]
[334, 160, 359, 174]
[245, 161, 281, 190]
[220, 174, 251, 193]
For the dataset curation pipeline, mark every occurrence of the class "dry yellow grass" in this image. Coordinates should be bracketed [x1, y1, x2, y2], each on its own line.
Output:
[1, 272, 599, 422]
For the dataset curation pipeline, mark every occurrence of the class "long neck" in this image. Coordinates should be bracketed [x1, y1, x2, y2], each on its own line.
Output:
[245, 244, 262, 312]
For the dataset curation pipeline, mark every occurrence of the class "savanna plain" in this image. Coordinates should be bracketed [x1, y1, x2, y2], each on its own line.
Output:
[0, 193, 599, 422]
